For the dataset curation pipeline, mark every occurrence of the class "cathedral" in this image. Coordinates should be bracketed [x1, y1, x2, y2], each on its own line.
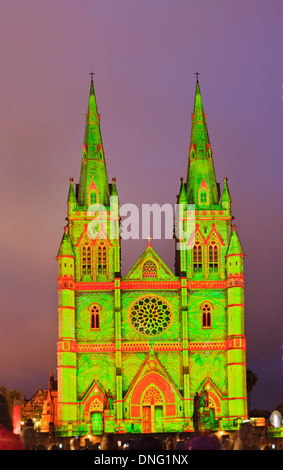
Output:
[56, 76, 248, 436]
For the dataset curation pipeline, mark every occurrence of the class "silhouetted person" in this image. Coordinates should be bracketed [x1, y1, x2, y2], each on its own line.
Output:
[20, 426, 38, 450]
[100, 433, 117, 450]
[232, 423, 253, 450]
[47, 443, 59, 450]
[128, 436, 163, 450]
[165, 436, 175, 450]
[261, 444, 272, 450]
[187, 431, 221, 450]
[70, 437, 80, 450]
[220, 434, 231, 450]
[193, 392, 201, 432]
[175, 432, 186, 450]
[0, 394, 24, 450]
[36, 443, 46, 450]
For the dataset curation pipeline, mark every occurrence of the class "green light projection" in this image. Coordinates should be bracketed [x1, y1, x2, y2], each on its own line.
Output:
[55, 77, 248, 437]
[130, 296, 172, 337]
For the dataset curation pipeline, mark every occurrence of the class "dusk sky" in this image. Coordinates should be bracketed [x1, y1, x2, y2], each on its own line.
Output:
[0, 0, 282, 412]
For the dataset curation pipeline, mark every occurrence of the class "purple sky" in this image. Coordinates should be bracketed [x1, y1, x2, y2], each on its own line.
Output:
[0, 0, 282, 412]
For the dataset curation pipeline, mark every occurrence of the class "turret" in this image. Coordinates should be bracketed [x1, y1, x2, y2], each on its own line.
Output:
[175, 178, 188, 276]
[56, 226, 77, 426]
[221, 177, 231, 213]
[67, 178, 77, 213]
[226, 225, 247, 420]
[110, 178, 121, 276]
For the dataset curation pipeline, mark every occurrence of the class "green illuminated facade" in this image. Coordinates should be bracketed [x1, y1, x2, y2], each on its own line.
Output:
[56, 77, 247, 436]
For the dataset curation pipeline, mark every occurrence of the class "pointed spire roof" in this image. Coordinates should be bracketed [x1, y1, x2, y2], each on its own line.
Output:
[186, 77, 219, 207]
[77, 76, 110, 208]
[83, 77, 102, 152]
[57, 226, 75, 258]
[227, 225, 244, 256]
[190, 78, 210, 152]
[221, 177, 231, 203]
[111, 177, 118, 199]
[67, 178, 77, 204]
[178, 178, 187, 207]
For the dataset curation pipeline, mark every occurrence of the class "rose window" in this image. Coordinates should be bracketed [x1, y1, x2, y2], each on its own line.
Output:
[130, 296, 172, 336]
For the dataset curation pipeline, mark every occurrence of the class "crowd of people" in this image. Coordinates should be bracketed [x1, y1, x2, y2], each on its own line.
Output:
[0, 393, 281, 451]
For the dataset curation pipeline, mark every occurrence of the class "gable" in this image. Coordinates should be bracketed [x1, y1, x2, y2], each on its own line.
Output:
[124, 349, 182, 403]
[123, 244, 177, 281]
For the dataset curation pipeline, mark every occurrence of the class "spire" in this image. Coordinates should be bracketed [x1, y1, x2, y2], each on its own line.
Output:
[221, 177, 231, 212]
[77, 76, 110, 208]
[111, 177, 118, 199]
[186, 77, 219, 207]
[57, 227, 75, 258]
[190, 78, 210, 153]
[227, 225, 244, 256]
[83, 77, 100, 150]
[67, 178, 77, 204]
[178, 178, 187, 208]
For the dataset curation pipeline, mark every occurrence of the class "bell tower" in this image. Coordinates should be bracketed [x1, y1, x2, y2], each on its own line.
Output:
[175, 76, 248, 430]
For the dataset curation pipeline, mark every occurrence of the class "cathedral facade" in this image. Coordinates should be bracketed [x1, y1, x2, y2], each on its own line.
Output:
[56, 77, 247, 436]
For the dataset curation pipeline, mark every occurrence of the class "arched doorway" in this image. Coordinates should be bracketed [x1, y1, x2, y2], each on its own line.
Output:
[141, 386, 164, 433]
[89, 398, 103, 435]
[129, 372, 177, 433]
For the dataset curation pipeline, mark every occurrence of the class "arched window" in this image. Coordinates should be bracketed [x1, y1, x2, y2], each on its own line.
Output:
[81, 241, 92, 277]
[206, 145, 212, 160]
[199, 189, 208, 205]
[90, 304, 101, 330]
[202, 303, 212, 328]
[142, 260, 158, 278]
[198, 179, 209, 206]
[190, 145, 196, 161]
[98, 145, 104, 161]
[97, 241, 108, 276]
[208, 241, 219, 274]
[193, 241, 203, 274]
[90, 190, 97, 205]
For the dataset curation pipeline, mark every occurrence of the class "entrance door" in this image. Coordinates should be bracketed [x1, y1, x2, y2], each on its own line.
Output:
[142, 406, 151, 433]
[154, 405, 164, 433]
[91, 412, 103, 435]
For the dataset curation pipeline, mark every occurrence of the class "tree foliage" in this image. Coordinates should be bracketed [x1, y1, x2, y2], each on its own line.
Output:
[246, 369, 258, 415]
[0, 386, 22, 416]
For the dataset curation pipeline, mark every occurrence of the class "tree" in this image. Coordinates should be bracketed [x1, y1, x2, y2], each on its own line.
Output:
[0, 386, 22, 418]
[246, 369, 258, 416]
[273, 402, 283, 416]
[250, 408, 270, 420]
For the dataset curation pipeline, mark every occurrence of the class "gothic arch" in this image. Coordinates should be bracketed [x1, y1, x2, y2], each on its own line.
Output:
[198, 379, 222, 417]
[141, 258, 158, 278]
[84, 394, 104, 420]
[130, 372, 176, 418]
[198, 178, 209, 205]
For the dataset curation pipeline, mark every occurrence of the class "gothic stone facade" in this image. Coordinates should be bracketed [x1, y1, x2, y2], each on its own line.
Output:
[56, 78, 247, 436]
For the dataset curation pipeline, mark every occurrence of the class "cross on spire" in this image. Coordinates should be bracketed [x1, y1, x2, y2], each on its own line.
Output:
[89, 71, 95, 81]
[194, 71, 200, 81]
